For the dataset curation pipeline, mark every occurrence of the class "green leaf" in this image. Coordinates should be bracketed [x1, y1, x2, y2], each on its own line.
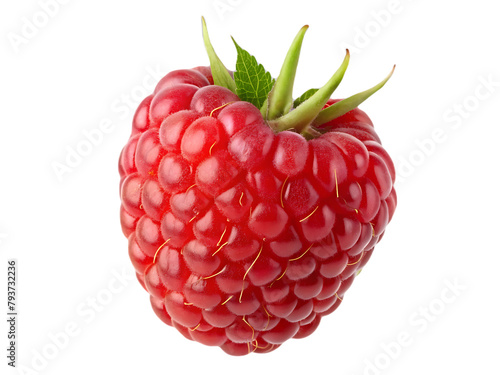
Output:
[232, 38, 275, 109]
[293, 88, 319, 108]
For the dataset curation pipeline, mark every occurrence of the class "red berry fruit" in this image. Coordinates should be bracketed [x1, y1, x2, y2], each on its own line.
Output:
[119, 18, 397, 355]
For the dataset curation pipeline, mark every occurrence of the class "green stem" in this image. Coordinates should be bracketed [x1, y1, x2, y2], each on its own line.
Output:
[313, 65, 396, 126]
[201, 17, 236, 93]
[268, 50, 350, 133]
[265, 25, 309, 120]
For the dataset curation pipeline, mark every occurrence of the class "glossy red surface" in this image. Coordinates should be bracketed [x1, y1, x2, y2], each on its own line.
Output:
[119, 68, 397, 355]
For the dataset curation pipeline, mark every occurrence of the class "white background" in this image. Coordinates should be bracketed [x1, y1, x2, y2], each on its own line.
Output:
[1, 0, 499, 374]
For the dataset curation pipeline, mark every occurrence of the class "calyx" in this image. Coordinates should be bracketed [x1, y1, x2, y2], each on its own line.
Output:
[201, 17, 395, 137]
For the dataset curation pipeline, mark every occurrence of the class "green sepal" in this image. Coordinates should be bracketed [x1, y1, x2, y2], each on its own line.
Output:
[201, 17, 236, 93]
[268, 50, 350, 133]
[266, 25, 309, 120]
[313, 65, 396, 126]
[293, 88, 319, 108]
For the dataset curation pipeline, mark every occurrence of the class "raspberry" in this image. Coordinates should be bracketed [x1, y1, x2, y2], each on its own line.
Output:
[119, 19, 397, 355]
